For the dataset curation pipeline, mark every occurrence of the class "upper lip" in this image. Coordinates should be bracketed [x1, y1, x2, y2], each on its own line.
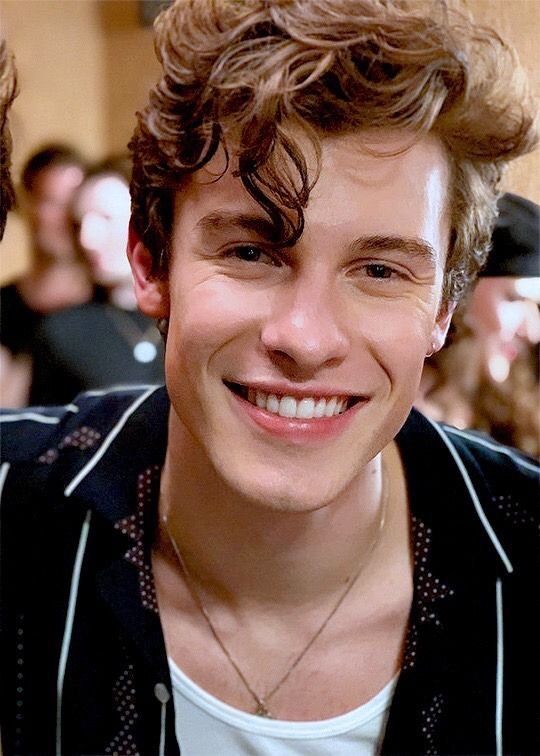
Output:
[223, 379, 364, 401]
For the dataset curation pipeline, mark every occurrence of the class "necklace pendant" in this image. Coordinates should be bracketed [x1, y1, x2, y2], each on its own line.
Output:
[254, 701, 273, 718]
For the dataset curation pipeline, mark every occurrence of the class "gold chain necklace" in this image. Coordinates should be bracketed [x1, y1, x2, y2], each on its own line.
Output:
[162, 467, 388, 719]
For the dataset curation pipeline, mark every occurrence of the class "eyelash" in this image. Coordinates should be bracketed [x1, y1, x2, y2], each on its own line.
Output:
[364, 263, 394, 279]
[225, 244, 281, 266]
[223, 246, 405, 282]
[352, 262, 406, 281]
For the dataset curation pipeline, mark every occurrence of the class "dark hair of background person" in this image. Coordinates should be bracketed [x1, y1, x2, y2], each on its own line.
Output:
[481, 193, 540, 277]
[0, 38, 18, 239]
[21, 143, 85, 195]
[129, 0, 537, 304]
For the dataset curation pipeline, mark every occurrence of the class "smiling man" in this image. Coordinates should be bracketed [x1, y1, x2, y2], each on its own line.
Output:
[1, 2, 539, 755]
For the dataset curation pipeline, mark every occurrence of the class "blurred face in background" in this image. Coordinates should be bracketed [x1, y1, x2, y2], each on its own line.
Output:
[26, 163, 84, 259]
[72, 174, 132, 287]
[466, 276, 540, 382]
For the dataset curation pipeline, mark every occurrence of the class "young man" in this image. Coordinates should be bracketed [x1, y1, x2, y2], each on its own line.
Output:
[1, 1, 538, 754]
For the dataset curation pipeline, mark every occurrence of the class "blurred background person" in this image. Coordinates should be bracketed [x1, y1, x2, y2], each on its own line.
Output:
[29, 156, 164, 405]
[0, 143, 94, 404]
[417, 193, 540, 457]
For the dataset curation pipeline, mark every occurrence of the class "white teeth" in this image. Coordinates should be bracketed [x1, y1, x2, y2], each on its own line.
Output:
[278, 396, 297, 417]
[243, 387, 348, 419]
[267, 394, 280, 413]
[324, 397, 338, 417]
[297, 398, 315, 419]
[314, 398, 327, 418]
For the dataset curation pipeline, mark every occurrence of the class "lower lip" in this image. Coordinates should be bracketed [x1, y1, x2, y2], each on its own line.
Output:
[228, 389, 365, 444]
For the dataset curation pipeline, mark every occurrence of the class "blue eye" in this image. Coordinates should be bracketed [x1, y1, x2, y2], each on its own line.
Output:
[366, 264, 393, 279]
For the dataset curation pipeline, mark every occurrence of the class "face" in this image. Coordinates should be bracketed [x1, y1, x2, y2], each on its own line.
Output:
[73, 174, 132, 286]
[26, 164, 84, 259]
[134, 131, 452, 511]
[466, 276, 540, 382]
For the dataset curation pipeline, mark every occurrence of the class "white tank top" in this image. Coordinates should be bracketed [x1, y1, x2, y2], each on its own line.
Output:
[169, 658, 397, 755]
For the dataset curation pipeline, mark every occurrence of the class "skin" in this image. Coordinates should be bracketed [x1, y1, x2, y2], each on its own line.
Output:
[26, 164, 84, 259]
[73, 175, 132, 287]
[465, 276, 540, 382]
[72, 173, 136, 309]
[129, 129, 454, 719]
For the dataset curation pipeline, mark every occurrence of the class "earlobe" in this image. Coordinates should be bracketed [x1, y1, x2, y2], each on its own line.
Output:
[127, 224, 169, 319]
[428, 301, 456, 356]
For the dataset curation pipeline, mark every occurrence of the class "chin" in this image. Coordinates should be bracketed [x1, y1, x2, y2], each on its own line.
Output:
[212, 450, 358, 515]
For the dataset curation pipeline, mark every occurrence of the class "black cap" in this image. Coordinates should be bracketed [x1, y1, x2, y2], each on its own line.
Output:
[481, 193, 539, 277]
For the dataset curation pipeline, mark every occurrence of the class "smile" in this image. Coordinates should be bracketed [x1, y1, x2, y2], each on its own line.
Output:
[225, 382, 360, 420]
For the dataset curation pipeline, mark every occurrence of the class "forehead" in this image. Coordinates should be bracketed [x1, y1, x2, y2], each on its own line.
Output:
[174, 130, 450, 255]
[34, 164, 84, 199]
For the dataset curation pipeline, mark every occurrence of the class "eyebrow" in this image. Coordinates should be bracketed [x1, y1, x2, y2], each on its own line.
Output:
[195, 212, 439, 264]
[351, 234, 439, 265]
[195, 211, 279, 243]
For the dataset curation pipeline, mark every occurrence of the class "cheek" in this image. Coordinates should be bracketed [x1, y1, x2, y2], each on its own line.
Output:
[166, 279, 262, 367]
[357, 298, 435, 358]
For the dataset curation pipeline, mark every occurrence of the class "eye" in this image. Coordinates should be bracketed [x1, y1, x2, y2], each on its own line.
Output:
[229, 245, 279, 266]
[365, 263, 394, 279]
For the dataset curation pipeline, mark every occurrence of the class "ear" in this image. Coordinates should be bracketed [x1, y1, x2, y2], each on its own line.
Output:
[127, 223, 169, 318]
[428, 300, 456, 355]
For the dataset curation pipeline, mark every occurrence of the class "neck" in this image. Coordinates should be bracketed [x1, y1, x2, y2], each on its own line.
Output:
[158, 427, 400, 611]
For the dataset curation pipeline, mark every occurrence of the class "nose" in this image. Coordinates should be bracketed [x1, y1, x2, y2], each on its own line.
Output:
[260, 278, 350, 375]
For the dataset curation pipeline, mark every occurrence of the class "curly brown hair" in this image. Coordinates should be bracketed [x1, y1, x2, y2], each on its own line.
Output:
[0, 38, 17, 239]
[129, 0, 537, 302]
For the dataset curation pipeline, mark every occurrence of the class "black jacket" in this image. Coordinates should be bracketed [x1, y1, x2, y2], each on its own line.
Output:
[1, 386, 538, 755]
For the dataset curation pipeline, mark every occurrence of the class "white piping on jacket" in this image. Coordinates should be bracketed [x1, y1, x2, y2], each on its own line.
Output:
[56, 509, 92, 756]
[0, 459, 10, 550]
[495, 578, 504, 756]
[423, 416, 514, 574]
[64, 386, 160, 497]
[0, 461, 10, 498]
[0, 462, 10, 552]
[81, 384, 158, 398]
[446, 426, 539, 475]
[0, 412, 61, 424]
[0, 404, 79, 424]
[154, 683, 171, 756]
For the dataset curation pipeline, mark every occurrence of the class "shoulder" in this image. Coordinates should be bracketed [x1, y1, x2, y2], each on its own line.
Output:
[0, 386, 161, 465]
[35, 302, 100, 338]
[433, 422, 539, 495]
[404, 408, 538, 494]
[428, 416, 538, 573]
[401, 410, 538, 574]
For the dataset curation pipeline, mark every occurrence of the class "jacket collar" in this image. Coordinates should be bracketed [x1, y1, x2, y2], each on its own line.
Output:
[60, 385, 170, 526]
[57, 389, 508, 582]
[397, 408, 512, 581]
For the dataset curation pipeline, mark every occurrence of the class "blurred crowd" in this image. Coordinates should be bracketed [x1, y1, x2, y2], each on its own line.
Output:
[0, 143, 164, 406]
[0, 138, 539, 456]
[416, 193, 540, 457]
